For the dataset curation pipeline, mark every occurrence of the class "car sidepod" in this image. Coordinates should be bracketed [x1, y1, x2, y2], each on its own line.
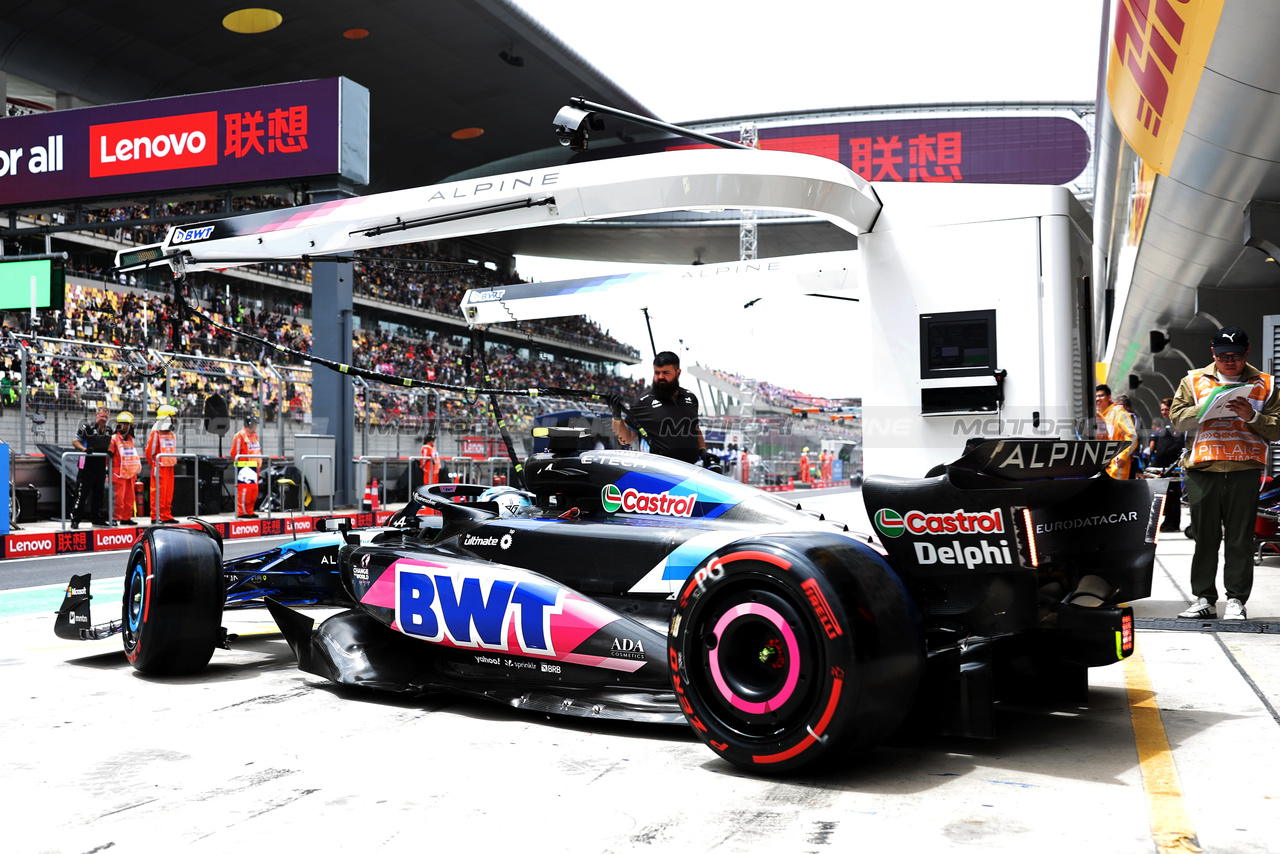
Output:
[269, 540, 685, 722]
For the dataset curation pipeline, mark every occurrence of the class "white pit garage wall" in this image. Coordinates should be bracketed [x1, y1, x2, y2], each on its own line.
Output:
[859, 182, 1095, 480]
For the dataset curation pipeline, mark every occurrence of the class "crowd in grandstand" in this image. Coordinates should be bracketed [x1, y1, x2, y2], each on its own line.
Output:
[47, 195, 639, 360]
[0, 280, 642, 435]
[7, 194, 836, 439]
[708, 366, 848, 410]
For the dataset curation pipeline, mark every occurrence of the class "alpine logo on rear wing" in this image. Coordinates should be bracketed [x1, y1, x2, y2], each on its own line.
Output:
[950, 439, 1126, 481]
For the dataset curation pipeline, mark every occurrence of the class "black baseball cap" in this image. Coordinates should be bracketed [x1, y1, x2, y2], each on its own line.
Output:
[1211, 326, 1249, 354]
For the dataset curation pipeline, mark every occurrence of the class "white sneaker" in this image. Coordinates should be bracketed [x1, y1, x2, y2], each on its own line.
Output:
[1178, 597, 1216, 619]
[1223, 598, 1247, 620]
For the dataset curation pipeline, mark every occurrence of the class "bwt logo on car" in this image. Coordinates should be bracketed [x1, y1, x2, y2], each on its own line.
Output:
[89, 111, 218, 178]
[171, 226, 216, 244]
[600, 483, 698, 517]
[396, 563, 565, 655]
[467, 289, 505, 303]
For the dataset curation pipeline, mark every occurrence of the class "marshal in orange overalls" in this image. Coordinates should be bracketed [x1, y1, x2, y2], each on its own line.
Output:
[231, 417, 261, 518]
[145, 405, 178, 523]
[109, 412, 141, 523]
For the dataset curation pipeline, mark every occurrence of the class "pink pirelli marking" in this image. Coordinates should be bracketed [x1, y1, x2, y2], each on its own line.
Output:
[709, 603, 800, 713]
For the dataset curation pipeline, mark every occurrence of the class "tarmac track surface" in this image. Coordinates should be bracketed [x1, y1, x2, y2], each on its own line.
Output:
[4, 490, 1280, 853]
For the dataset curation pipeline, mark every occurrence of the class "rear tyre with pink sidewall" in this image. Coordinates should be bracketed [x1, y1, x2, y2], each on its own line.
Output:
[669, 535, 922, 774]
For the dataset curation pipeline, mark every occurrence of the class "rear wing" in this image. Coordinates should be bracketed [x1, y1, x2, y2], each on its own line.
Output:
[948, 438, 1127, 482]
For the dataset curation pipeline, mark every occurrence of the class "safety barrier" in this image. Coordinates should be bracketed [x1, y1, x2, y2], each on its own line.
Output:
[0, 508, 402, 560]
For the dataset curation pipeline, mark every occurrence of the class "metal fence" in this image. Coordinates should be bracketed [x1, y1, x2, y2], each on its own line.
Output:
[0, 334, 861, 514]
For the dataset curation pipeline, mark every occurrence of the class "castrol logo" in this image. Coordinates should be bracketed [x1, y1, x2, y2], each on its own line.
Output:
[600, 483, 698, 517]
[904, 508, 1003, 536]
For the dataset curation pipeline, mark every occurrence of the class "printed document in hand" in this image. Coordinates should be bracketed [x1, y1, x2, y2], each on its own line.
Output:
[1197, 384, 1261, 422]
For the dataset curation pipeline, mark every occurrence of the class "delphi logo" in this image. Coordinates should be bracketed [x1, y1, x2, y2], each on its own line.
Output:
[90, 111, 218, 178]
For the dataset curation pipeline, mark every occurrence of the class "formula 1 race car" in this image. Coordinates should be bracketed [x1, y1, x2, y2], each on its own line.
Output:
[55, 430, 1163, 774]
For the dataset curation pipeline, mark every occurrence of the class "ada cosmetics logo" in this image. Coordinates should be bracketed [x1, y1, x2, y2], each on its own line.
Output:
[600, 483, 698, 517]
[874, 508, 904, 538]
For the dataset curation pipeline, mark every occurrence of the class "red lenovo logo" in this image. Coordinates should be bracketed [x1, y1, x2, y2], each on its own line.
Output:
[90, 112, 218, 178]
[230, 521, 260, 537]
[94, 530, 139, 550]
[6, 533, 54, 558]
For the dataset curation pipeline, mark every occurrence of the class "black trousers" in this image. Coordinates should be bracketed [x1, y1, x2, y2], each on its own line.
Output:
[1161, 477, 1182, 530]
[1186, 468, 1261, 604]
[73, 460, 108, 523]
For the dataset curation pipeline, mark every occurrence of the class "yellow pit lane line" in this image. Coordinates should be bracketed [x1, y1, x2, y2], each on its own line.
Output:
[1123, 644, 1202, 853]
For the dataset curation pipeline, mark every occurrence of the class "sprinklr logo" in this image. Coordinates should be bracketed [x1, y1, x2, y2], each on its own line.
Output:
[874, 508, 904, 538]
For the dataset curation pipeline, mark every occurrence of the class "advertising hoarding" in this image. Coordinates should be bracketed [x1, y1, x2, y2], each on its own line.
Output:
[0, 77, 369, 208]
[588, 114, 1091, 187]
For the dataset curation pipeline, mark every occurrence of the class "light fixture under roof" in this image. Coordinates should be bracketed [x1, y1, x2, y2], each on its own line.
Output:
[451, 128, 484, 140]
[499, 44, 524, 67]
[222, 8, 283, 34]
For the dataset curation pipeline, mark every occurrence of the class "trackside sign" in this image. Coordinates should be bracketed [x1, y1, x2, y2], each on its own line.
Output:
[0, 78, 368, 208]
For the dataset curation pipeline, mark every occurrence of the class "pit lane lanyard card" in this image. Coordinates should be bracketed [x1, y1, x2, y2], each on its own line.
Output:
[1197, 383, 1261, 421]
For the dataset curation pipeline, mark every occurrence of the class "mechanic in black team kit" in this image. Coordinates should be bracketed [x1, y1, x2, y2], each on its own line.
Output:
[609, 351, 706, 464]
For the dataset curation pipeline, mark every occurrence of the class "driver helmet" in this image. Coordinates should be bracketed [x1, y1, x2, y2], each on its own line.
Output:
[477, 485, 534, 517]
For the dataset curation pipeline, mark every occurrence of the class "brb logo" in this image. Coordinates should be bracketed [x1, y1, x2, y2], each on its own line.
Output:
[90, 111, 218, 178]
[396, 561, 565, 655]
[600, 483, 698, 517]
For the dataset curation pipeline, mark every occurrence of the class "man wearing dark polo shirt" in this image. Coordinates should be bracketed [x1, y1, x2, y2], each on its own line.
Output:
[609, 351, 706, 464]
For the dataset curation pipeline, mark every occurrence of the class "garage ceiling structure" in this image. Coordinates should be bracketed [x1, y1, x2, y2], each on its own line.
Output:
[1095, 0, 1280, 418]
[0, 0, 650, 195]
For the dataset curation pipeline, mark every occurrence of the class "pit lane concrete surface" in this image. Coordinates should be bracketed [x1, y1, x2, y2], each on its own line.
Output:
[4, 488, 1280, 853]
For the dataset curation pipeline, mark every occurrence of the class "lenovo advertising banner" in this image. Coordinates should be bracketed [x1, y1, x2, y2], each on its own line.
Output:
[590, 114, 1091, 187]
[0, 77, 369, 208]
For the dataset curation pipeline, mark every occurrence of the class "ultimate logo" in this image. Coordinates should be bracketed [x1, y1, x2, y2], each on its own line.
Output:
[874, 508, 904, 538]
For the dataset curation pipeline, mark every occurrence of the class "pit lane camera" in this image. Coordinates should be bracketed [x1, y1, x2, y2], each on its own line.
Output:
[553, 105, 603, 151]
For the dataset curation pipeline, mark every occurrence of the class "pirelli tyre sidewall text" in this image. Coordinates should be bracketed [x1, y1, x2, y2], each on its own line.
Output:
[669, 535, 923, 773]
[122, 527, 224, 675]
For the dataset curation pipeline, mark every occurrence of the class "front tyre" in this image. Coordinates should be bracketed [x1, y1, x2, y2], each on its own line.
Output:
[670, 535, 922, 773]
[122, 526, 224, 675]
